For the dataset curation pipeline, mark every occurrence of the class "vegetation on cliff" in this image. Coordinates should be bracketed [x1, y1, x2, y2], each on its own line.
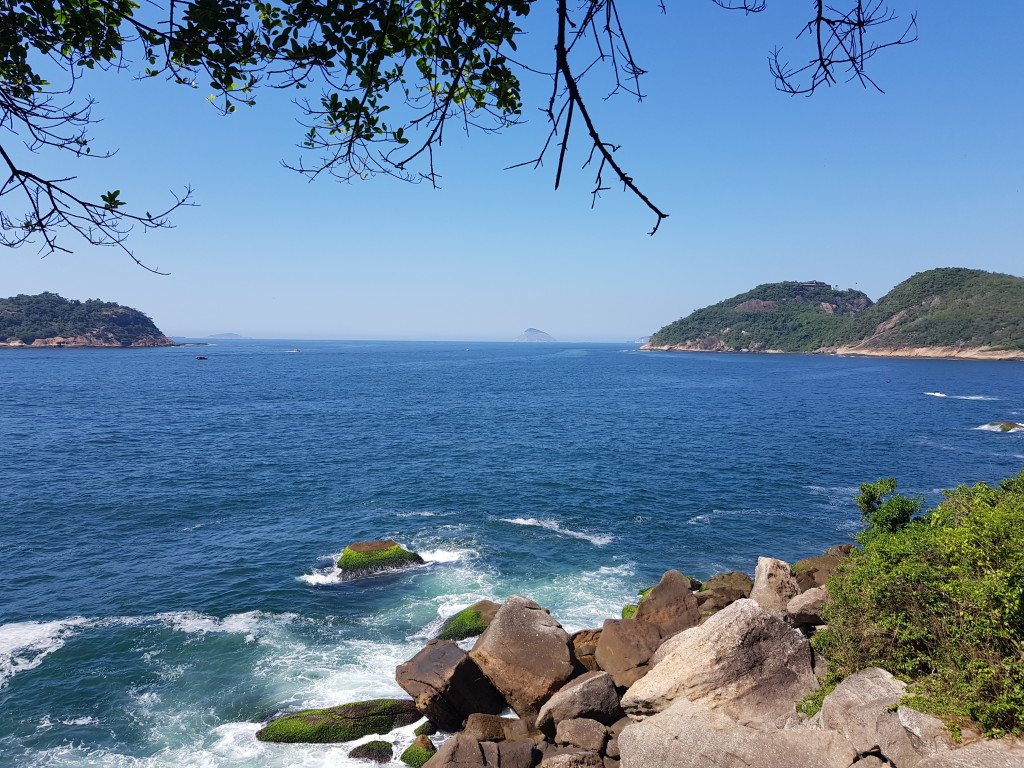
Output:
[0, 292, 170, 345]
[648, 268, 1024, 353]
[815, 472, 1024, 736]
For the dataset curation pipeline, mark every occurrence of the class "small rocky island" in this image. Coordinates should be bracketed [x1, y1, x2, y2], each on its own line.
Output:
[336, 540, 425, 579]
[0, 292, 175, 347]
[514, 328, 557, 342]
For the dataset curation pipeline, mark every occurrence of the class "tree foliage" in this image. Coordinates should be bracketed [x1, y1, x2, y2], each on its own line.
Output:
[0, 291, 164, 343]
[0, 1, 917, 264]
[815, 472, 1024, 736]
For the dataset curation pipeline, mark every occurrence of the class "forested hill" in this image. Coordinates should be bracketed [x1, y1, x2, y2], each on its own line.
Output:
[0, 292, 175, 347]
[646, 269, 1024, 357]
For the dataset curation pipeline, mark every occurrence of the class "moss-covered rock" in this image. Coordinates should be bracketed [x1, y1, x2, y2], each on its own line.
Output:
[989, 421, 1024, 433]
[413, 720, 437, 736]
[255, 699, 420, 743]
[336, 540, 424, 578]
[400, 734, 437, 767]
[349, 740, 393, 763]
[436, 600, 500, 641]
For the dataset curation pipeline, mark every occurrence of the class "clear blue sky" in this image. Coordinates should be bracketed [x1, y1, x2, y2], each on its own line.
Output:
[5, 2, 1022, 341]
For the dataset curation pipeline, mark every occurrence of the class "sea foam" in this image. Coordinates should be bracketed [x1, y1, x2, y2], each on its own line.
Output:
[0, 617, 88, 687]
[499, 517, 614, 546]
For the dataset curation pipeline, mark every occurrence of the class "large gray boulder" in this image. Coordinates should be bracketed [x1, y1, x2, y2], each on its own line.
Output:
[469, 595, 574, 718]
[633, 570, 700, 637]
[594, 619, 662, 689]
[748, 557, 801, 616]
[787, 586, 829, 628]
[618, 698, 857, 768]
[818, 668, 953, 767]
[555, 718, 609, 753]
[536, 671, 624, 734]
[396, 638, 506, 732]
[620, 598, 817, 724]
[423, 732, 486, 767]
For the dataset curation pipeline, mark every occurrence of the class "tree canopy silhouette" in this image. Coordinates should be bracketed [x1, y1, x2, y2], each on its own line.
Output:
[0, 0, 916, 266]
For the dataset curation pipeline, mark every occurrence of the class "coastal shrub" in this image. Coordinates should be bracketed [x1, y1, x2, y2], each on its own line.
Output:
[854, 478, 923, 542]
[816, 471, 1024, 736]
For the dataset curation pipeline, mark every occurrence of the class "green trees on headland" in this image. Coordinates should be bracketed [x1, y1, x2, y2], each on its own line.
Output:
[0, 292, 168, 345]
[648, 268, 1024, 353]
[816, 471, 1024, 736]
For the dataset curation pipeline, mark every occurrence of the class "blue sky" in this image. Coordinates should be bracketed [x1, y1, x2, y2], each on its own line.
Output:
[4, 2, 1022, 341]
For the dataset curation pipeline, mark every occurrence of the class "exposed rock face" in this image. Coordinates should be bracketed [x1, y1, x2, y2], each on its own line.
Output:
[536, 671, 623, 734]
[0, 333, 177, 347]
[618, 698, 857, 768]
[913, 739, 1024, 768]
[593, 619, 661, 689]
[337, 539, 424, 578]
[395, 638, 506, 731]
[819, 668, 953, 767]
[255, 698, 420, 743]
[633, 570, 700, 637]
[469, 596, 574, 718]
[555, 718, 608, 753]
[749, 557, 801, 616]
[621, 599, 817, 724]
[792, 545, 853, 591]
[569, 629, 603, 673]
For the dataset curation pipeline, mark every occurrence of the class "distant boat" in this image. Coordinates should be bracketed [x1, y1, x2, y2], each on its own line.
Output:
[195, 355, 208, 360]
[286, 348, 301, 353]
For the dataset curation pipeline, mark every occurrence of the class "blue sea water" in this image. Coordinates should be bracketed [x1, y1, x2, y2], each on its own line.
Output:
[1, 340, 1022, 767]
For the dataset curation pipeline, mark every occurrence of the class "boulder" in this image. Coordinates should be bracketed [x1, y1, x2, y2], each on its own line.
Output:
[438, 600, 502, 641]
[538, 753, 604, 768]
[497, 740, 539, 768]
[618, 698, 857, 768]
[401, 734, 437, 767]
[694, 571, 753, 617]
[633, 571, 700, 637]
[792, 545, 853, 592]
[620, 599, 817, 724]
[424, 732, 486, 767]
[396, 638, 506, 731]
[350, 740, 393, 763]
[787, 586, 829, 628]
[470, 595, 574, 718]
[570, 629, 603, 673]
[556, 718, 609, 753]
[536, 671, 624, 735]
[337, 539, 424, 578]
[819, 668, 953, 767]
[256, 698, 420, 743]
[749, 557, 801, 616]
[501, 717, 547, 743]
[913, 738, 1024, 768]
[463, 713, 508, 742]
[594, 619, 662, 689]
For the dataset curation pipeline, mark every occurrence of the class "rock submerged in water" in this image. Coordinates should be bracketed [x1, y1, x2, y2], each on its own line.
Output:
[349, 739, 393, 763]
[254, 698, 420, 743]
[336, 539, 424, 578]
[988, 421, 1024, 433]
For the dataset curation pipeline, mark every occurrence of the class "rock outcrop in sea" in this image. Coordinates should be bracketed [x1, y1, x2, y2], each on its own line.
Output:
[256, 546, 1023, 767]
[336, 539, 424, 579]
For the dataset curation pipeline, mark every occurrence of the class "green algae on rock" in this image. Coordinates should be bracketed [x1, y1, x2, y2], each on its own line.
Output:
[400, 734, 437, 767]
[437, 600, 500, 641]
[255, 699, 420, 743]
[349, 740, 393, 763]
[336, 540, 424, 578]
[621, 585, 656, 619]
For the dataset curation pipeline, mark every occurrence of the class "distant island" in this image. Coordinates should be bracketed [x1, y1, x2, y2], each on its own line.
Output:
[644, 268, 1024, 360]
[0, 292, 175, 347]
[514, 328, 556, 342]
[208, 332, 247, 339]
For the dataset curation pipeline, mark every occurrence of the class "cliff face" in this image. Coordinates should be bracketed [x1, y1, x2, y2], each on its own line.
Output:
[646, 269, 1024, 359]
[0, 292, 176, 347]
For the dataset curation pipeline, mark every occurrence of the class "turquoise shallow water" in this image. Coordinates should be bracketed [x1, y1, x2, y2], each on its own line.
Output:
[1, 340, 1022, 766]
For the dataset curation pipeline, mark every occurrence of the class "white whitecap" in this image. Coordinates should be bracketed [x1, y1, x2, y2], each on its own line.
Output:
[975, 423, 1024, 433]
[687, 515, 710, 525]
[419, 549, 471, 563]
[499, 517, 613, 546]
[0, 617, 88, 688]
[923, 392, 948, 397]
[950, 395, 999, 401]
[155, 610, 296, 641]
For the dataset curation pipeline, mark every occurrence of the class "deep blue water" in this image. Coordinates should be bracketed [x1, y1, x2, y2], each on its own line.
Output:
[2, 340, 1022, 766]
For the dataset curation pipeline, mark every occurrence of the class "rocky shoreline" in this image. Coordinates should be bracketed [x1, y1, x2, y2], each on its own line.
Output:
[640, 343, 1024, 361]
[0, 333, 176, 348]
[254, 543, 1023, 767]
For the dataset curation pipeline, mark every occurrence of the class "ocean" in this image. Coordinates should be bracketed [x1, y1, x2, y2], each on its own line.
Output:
[2, 340, 1022, 767]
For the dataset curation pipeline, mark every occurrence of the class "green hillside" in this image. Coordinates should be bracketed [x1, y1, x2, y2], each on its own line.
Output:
[0, 292, 172, 346]
[648, 269, 1024, 353]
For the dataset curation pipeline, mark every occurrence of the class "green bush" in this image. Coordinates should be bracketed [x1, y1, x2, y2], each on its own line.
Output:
[815, 471, 1024, 736]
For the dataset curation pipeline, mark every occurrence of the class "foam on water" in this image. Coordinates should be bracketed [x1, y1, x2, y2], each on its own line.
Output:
[924, 392, 999, 401]
[975, 423, 1024, 433]
[0, 618, 88, 687]
[924, 391, 948, 397]
[155, 611, 298, 641]
[499, 517, 614, 546]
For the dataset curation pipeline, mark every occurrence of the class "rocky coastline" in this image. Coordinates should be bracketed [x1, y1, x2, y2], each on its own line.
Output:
[640, 343, 1024, 361]
[0, 333, 176, 348]
[254, 542, 1023, 767]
